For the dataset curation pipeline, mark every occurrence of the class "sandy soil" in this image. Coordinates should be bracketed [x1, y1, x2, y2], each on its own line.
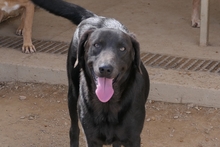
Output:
[0, 82, 219, 147]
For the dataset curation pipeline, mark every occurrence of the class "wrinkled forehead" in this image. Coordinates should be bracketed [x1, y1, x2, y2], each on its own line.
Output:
[89, 28, 131, 43]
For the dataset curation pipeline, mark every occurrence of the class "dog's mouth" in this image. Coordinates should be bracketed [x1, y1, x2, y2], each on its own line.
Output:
[95, 77, 114, 103]
[91, 70, 118, 103]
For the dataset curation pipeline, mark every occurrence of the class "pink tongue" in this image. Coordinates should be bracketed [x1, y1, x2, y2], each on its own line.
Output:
[95, 77, 114, 103]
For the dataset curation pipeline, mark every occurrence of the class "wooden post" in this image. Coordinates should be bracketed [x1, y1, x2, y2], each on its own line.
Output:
[200, 0, 210, 46]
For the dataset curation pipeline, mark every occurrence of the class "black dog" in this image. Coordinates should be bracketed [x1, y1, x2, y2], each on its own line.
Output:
[31, 0, 150, 146]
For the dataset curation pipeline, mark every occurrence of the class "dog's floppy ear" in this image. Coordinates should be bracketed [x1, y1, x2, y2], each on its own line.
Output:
[74, 29, 95, 68]
[130, 34, 142, 74]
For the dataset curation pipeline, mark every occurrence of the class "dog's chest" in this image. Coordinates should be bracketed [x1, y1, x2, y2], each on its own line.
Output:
[1, 2, 20, 13]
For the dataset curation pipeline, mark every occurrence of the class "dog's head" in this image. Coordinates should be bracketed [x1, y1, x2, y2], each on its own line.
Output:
[76, 28, 142, 102]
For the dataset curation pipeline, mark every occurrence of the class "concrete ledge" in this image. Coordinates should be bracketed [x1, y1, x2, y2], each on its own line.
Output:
[150, 82, 220, 108]
[1, 47, 220, 108]
[148, 67, 220, 108]
[0, 48, 67, 85]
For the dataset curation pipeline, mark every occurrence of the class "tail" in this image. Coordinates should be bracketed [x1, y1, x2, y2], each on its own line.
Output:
[31, 0, 96, 25]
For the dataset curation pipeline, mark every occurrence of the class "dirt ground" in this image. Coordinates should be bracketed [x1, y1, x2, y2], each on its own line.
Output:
[0, 82, 219, 147]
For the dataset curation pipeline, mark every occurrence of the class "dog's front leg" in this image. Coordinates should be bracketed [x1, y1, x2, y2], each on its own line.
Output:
[86, 141, 102, 147]
[21, 1, 36, 53]
[123, 137, 141, 147]
[68, 86, 80, 147]
[16, 9, 25, 36]
[69, 123, 79, 147]
[192, 0, 201, 27]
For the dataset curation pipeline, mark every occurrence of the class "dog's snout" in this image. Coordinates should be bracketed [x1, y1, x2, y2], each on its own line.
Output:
[99, 65, 113, 76]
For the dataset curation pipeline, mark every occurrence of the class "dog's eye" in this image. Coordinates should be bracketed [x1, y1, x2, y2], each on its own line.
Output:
[94, 43, 100, 48]
[119, 47, 126, 51]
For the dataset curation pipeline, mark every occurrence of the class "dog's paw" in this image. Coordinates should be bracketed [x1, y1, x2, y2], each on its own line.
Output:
[22, 44, 36, 54]
[191, 19, 200, 28]
[16, 28, 23, 36]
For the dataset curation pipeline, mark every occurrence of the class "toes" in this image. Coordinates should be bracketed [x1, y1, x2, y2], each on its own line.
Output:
[192, 22, 199, 28]
[191, 20, 200, 28]
[16, 29, 23, 36]
[22, 44, 36, 54]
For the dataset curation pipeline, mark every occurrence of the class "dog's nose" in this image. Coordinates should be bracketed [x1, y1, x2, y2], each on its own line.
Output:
[99, 65, 113, 76]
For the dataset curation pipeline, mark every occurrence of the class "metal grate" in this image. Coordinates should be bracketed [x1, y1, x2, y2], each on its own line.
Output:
[1, 36, 220, 75]
[141, 52, 220, 74]
[0, 36, 69, 54]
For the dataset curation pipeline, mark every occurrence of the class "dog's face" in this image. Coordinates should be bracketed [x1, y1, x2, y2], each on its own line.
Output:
[77, 28, 141, 102]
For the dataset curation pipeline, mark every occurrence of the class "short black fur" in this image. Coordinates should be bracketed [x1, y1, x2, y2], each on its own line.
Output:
[31, 0, 150, 147]
[31, 0, 95, 25]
